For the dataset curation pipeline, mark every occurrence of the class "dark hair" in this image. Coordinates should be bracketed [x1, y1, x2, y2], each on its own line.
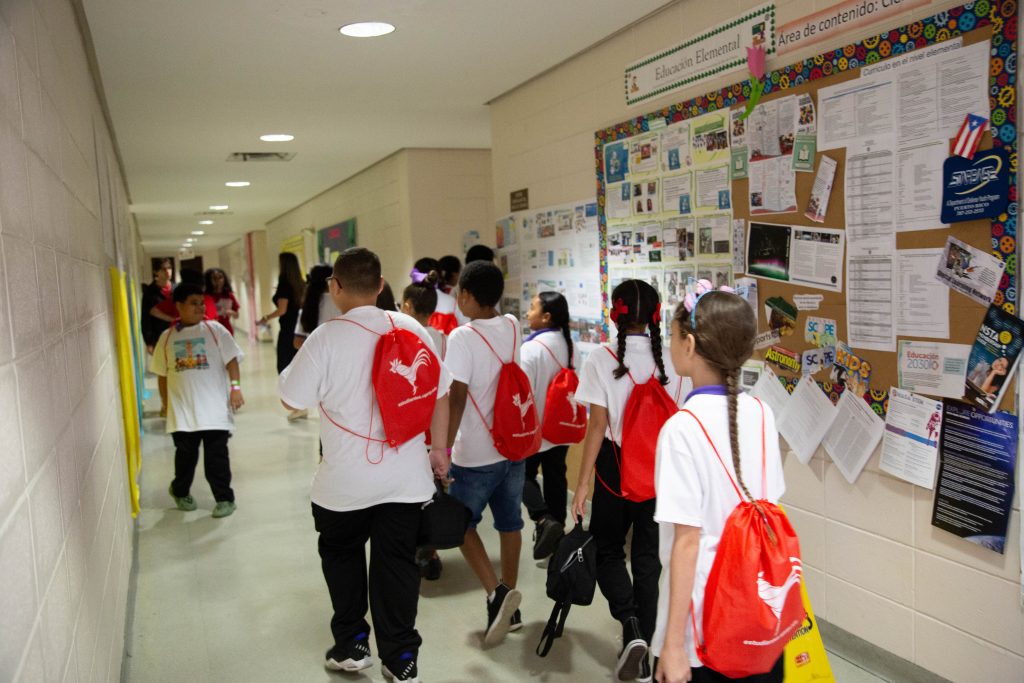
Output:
[412, 257, 442, 289]
[300, 264, 334, 333]
[204, 268, 232, 294]
[376, 280, 397, 311]
[538, 291, 573, 370]
[333, 247, 381, 294]
[278, 252, 305, 302]
[439, 255, 461, 285]
[673, 291, 757, 504]
[610, 279, 667, 385]
[179, 268, 204, 288]
[403, 282, 438, 316]
[172, 282, 204, 303]
[458, 261, 503, 308]
[153, 258, 172, 274]
[465, 244, 494, 264]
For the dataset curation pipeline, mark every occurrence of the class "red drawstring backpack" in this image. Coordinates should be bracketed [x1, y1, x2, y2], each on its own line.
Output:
[321, 313, 440, 458]
[533, 339, 587, 445]
[429, 311, 458, 335]
[680, 399, 804, 678]
[597, 347, 682, 502]
[466, 318, 542, 460]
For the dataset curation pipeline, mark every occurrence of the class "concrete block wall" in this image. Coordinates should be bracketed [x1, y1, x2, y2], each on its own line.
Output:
[0, 0, 137, 680]
[488, 1, 1024, 680]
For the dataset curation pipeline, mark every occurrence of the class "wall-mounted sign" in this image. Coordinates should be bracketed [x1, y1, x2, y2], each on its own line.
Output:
[510, 188, 529, 212]
[777, 0, 928, 56]
[940, 148, 1009, 224]
[624, 4, 776, 106]
[318, 218, 357, 265]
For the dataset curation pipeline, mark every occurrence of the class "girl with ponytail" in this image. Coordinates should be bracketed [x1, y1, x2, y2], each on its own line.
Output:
[413, 256, 468, 334]
[520, 291, 578, 560]
[651, 281, 786, 683]
[571, 279, 688, 682]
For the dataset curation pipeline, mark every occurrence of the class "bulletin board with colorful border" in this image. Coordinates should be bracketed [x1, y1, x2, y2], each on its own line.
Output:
[594, 1, 1018, 417]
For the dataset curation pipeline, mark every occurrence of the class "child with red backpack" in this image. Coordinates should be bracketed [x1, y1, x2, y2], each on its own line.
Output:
[521, 291, 585, 560]
[279, 248, 452, 683]
[653, 282, 796, 683]
[446, 261, 541, 647]
[571, 279, 689, 683]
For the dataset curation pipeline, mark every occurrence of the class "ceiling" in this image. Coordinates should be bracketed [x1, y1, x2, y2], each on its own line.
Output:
[81, 0, 674, 254]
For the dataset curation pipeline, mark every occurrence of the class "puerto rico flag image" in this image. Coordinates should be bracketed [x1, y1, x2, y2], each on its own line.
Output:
[951, 113, 989, 159]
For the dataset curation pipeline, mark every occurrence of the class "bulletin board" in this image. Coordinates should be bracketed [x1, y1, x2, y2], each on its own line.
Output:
[594, 1, 1018, 418]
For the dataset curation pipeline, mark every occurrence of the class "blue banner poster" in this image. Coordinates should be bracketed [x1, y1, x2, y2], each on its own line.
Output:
[931, 401, 1018, 554]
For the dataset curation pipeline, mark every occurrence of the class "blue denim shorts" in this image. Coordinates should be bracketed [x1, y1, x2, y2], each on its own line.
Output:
[448, 460, 525, 533]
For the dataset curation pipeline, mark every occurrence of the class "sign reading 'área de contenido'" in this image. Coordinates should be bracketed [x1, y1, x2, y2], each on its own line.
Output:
[624, 4, 776, 106]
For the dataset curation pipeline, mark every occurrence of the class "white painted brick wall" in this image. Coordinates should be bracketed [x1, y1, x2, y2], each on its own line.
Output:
[0, 0, 137, 680]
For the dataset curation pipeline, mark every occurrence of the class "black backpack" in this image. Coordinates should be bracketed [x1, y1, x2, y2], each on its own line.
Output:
[417, 482, 471, 550]
[535, 520, 597, 657]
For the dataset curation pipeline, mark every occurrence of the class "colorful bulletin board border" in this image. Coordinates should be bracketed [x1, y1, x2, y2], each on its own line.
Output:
[595, 0, 1018, 417]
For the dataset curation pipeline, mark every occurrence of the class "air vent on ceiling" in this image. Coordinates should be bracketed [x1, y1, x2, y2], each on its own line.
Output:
[226, 152, 296, 162]
[194, 210, 234, 216]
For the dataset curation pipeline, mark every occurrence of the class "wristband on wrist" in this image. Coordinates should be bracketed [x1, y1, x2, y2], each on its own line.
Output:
[230, 386, 242, 392]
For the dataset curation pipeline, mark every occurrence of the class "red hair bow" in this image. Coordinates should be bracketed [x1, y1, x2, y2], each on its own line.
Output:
[610, 298, 630, 323]
[651, 307, 661, 326]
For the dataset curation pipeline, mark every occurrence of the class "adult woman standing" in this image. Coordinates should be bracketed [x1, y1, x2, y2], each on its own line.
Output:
[259, 252, 305, 373]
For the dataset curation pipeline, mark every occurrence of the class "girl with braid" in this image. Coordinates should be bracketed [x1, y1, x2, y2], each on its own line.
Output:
[520, 291, 578, 560]
[572, 279, 688, 683]
[652, 283, 786, 683]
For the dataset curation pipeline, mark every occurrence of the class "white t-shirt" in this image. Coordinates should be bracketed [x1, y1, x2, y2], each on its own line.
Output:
[651, 391, 786, 667]
[426, 326, 447, 360]
[435, 289, 469, 326]
[574, 336, 690, 444]
[521, 329, 580, 452]
[152, 320, 244, 433]
[278, 306, 453, 512]
[446, 314, 521, 468]
[295, 293, 342, 337]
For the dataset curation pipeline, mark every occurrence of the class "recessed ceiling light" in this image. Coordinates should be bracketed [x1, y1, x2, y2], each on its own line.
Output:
[198, 220, 214, 225]
[191, 230, 205, 236]
[225, 181, 250, 188]
[339, 22, 395, 38]
[209, 204, 229, 211]
[260, 134, 294, 142]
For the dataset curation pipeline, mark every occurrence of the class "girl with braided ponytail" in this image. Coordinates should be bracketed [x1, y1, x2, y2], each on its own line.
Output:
[571, 279, 688, 683]
[652, 283, 786, 683]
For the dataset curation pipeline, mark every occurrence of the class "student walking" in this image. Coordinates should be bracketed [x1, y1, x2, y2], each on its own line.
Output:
[294, 264, 341, 349]
[152, 283, 245, 519]
[416, 257, 466, 334]
[402, 270, 446, 360]
[571, 279, 687, 682]
[279, 248, 451, 683]
[204, 268, 240, 335]
[652, 282, 787, 683]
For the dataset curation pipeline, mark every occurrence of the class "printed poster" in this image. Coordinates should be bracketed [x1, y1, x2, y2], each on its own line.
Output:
[689, 111, 730, 167]
[746, 223, 844, 292]
[964, 305, 1024, 413]
[935, 236, 1005, 306]
[660, 122, 692, 172]
[629, 134, 661, 175]
[880, 388, 943, 489]
[662, 172, 692, 214]
[604, 141, 629, 184]
[631, 178, 660, 216]
[749, 156, 797, 214]
[897, 341, 970, 399]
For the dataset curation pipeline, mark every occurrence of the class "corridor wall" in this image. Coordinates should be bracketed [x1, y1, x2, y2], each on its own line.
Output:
[489, 0, 1024, 680]
[0, 0, 139, 680]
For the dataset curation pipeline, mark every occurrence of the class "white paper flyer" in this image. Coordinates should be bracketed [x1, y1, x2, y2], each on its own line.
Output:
[880, 388, 944, 489]
[897, 340, 970, 399]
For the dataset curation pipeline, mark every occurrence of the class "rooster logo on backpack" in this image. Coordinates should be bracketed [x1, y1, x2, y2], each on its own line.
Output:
[755, 559, 803, 635]
[512, 393, 535, 429]
[389, 349, 433, 394]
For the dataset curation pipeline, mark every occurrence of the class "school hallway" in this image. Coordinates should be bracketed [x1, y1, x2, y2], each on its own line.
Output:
[124, 341, 883, 683]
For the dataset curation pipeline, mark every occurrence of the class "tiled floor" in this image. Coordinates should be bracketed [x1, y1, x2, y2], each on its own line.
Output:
[124, 341, 883, 682]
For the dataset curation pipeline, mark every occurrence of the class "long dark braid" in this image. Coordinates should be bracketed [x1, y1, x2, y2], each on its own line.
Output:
[649, 318, 668, 386]
[725, 367, 756, 503]
[613, 328, 629, 379]
[538, 291, 574, 370]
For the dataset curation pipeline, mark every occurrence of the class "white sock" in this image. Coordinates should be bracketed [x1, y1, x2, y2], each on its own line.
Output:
[488, 589, 497, 602]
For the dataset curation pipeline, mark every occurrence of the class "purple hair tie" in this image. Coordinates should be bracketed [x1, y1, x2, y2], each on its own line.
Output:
[409, 268, 437, 288]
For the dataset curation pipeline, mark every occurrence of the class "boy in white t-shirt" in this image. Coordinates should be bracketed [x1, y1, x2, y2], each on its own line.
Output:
[445, 261, 524, 647]
[151, 283, 245, 519]
[279, 248, 451, 683]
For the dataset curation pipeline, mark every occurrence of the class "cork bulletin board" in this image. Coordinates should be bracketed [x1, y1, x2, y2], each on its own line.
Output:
[594, 1, 1019, 416]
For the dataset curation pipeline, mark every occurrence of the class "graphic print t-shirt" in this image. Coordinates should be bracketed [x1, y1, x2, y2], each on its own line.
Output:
[152, 320, 244, 433]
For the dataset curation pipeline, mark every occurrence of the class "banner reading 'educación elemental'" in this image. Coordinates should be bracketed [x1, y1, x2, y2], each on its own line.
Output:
[624, 4, 776, 106]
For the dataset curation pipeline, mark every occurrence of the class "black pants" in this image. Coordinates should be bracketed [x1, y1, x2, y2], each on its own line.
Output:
[523, 445, 569, 525]
[312, 502, 423, 665]
[171, 430, 233, 502]
[590, 438, 660, 641]
[691, 656, 784, 682]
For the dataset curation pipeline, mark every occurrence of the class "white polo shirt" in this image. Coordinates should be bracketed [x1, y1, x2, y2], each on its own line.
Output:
[520, 329, 580, 452]
[573, 335, 689, 444]
[651, 391, 786, 667]
[445, 314, 521, 468]
[279, 306, 452, 512]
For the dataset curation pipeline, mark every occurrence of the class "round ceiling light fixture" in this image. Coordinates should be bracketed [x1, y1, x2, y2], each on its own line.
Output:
[198, 220, 214, 225]
[209, 204, 229, 211]
[260, 134, 294, 142]
[225, 181, 250, 188]
[191, 230, 206, 236]
[339, 22, 395, 38]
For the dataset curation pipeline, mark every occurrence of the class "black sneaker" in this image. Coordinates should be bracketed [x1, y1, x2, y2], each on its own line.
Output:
[532, 516, 564, 560]
[509, 608, 522, 632]
[638, 651, 653, 682]
[425, 554, 443, 581]
[324, 632, 373, 672]
[484, 583, 522, 646]
[614, 616, 647, 681]
[382, 652, 419, 682]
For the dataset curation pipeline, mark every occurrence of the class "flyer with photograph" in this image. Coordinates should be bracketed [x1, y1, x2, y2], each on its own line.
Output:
[932, 401, 1018, 554]
[689, 110, 730, 167]
[749, 156, 798, 214]
[879, 388, 943, 489]
[745, 223, 844, 292]
[604, 142, 629, 184]
[629, 134, 660, 175]
[606, 181, 632, 219]
[804, 155, 837, 222]
[662, 217, 695, 261]
[660, 122, 692, 172]
[662, 172, 692, 214]
[897, 340, 970, 399]
[631, 178, 660, 216]
[964, 304, 1024, 413]
[935, 235, 1004, 306]
[696, 214, 732, 258]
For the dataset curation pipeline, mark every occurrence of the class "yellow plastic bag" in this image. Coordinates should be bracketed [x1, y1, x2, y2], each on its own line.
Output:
[783, 580, 835, 682]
